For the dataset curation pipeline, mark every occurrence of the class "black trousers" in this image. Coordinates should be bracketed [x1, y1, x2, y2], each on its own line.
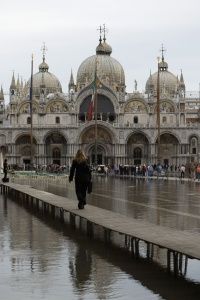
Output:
[75, 180, 88, 204]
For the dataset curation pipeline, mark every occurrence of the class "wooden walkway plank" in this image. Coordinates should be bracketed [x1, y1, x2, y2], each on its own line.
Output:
[2, 182, 200, 261]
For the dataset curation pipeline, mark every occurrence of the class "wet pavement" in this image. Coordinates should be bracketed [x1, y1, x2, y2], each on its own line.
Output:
[0, 175, 199, 299]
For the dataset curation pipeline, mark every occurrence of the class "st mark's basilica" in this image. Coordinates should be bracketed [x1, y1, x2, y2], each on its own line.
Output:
[0, 31, 199, 169]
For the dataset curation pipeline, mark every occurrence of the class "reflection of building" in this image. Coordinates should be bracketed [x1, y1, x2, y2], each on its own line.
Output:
[0, 33, 200, 167]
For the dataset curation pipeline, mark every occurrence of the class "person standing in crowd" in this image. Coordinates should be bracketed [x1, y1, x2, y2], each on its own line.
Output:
[69, 149, 91, 209]
[3, 159, 8, 181]
[180, 164, 185, 179]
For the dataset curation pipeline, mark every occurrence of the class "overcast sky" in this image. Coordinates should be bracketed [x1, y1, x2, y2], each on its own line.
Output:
[0, 0, 200, 98]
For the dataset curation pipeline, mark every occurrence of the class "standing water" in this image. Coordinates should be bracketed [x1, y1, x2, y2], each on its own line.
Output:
[0, 175, 199, 299]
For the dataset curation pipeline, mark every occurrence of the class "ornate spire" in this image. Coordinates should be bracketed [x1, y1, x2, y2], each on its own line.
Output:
[96, 24, 112, 55]
[39, 43, 49, 72]
[69, 69, 74, 85]
[158, 44, 168, 71]
[0, 85, 4, 100]
[41, 42, 48, 62]
[180, 69, 184, 83]
[17, 74, 20, 89]
[160, 44, 166, 62]
[10, 72, 16, 89]
[68, 69, 75, 93]
[97, 25, 103, 44]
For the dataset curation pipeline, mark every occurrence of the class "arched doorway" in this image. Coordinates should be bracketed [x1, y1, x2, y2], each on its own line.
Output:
[15, 134, 37, 167]
[156, 133, 179, 165]
[80, 126, 113, 165]
[127, 133, 149, 165]
[133, 147, 142, 165]
[45, 132, 67, 165]
[89, 145, 106, 165]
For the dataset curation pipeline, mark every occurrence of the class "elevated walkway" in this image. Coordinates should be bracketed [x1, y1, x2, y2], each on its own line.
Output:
[1, 182, 200, 276]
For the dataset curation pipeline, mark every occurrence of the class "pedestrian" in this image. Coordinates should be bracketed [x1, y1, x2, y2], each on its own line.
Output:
[180, 164, 185, 179]
[69, 149, 91, 209]
[3, 159, 8, 181]
[196, 164, 200, 181]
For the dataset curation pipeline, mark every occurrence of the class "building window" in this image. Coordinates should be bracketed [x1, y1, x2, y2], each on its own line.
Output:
[190, 137, 197, 155]
[133, 116, 138, 124]
[192, 148, 196, 154]
[27, 117, 31, 124]
[55, 116, 60, 124]
[162, 116, 167, 123]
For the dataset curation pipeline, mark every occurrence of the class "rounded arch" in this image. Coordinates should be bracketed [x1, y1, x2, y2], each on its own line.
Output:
[78, 125, 114, 165]
[44, 131, 68, 165]
[46, 99, 69, 113]
[126, 130, 151, 144]
[188, 133, 199, 144]
[15, 134, 38, 165]
[155, 132, 180, 165]
[188, 134, 199, 156]
[43, 130, 68, 144]
[76, 86, 119, 112]
[77, 123, 118, 144]
[153, 99, 177, 114]
[17, 100, 39, 114]
[154, 131, 181, 144]
[124, 99, 148, 113]
[126, 132, 150, 164]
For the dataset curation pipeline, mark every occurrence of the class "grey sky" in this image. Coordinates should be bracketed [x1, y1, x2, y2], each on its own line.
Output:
[0, 0, 200, 98]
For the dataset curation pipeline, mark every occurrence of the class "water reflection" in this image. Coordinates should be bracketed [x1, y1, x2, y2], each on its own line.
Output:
[69, 246, 92, 290]
[7, 176, 200, 299]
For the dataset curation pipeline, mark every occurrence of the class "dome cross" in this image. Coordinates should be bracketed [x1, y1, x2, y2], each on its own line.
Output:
[41, 42, 48, 62]
[160, 44, 166, 61]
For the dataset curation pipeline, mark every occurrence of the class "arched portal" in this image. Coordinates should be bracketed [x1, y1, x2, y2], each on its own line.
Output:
[156, 133, 179, 165]
[79, 94, 116, 122]
[45, 132, 67, 165]
[80, 126, 113, 165]
[127, 133, 149, 165]
[15, 134, 37, 167]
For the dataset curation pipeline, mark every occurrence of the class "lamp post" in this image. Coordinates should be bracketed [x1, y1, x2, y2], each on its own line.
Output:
[157, 57, 161, 164]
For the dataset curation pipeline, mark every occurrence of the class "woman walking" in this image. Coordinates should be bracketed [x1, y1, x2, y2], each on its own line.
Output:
[69, 150, 91, 209]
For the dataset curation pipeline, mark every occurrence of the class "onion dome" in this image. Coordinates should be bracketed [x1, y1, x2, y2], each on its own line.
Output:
[76, 37, 125, 93]
[27, 52, 62, 98]
[145, 54, 179, 99]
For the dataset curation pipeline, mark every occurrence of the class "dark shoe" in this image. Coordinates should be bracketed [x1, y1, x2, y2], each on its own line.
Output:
[78, 202, 84, 209]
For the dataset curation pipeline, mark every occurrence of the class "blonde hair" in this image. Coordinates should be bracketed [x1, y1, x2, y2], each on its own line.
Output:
[75, 149, 87, 163]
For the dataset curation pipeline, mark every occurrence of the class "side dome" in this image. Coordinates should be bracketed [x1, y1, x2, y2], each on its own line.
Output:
[76, 39, 125, 93]
[27, 57, 62, 98]
[145, 57, 179, 99]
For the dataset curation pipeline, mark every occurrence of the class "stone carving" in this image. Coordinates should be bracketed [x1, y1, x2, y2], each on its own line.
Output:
[82, 127, 112, 143]
[124, 100, 147, 113]
[160, 101, 174, 113]
[47, 101, 68, 113]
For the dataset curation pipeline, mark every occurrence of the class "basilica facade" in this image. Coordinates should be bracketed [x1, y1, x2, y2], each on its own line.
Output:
[0, 35, 199, 168]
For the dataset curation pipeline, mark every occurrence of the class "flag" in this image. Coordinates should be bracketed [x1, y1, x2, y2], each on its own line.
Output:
[87, 94, 94, 121]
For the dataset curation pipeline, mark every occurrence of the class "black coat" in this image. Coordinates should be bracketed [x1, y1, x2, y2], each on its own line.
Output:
[69, 159, 91, 183]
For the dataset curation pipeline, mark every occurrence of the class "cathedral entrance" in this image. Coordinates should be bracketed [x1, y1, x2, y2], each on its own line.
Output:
[127, 133, 149, 164]
[15, 134, 37, 166]
[156, 133, 179, 165]
[45, 132, 67, 165]
[133, 147, 142, 165]
[90, 146, 105, 165]
[80, 126, 114, 165]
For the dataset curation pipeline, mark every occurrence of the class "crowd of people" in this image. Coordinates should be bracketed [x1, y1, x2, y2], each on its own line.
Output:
[94, 163, 200, 180]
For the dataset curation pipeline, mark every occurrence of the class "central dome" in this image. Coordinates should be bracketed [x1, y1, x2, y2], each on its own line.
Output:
[76, 39, 125, 92]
